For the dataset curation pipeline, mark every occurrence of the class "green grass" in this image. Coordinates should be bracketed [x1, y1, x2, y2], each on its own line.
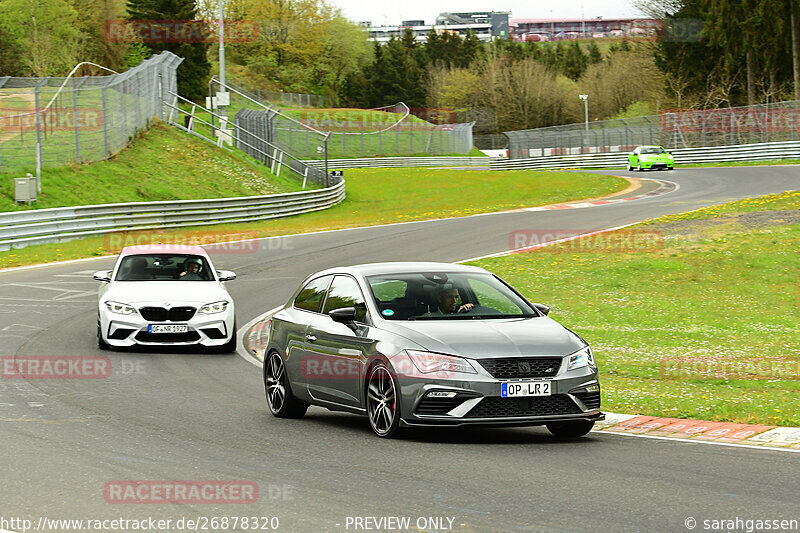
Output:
[468, 190, 800, 426]
[0, 121, 306, 212]
[676, 159, 800, 169]
[0, 167, 627, 267]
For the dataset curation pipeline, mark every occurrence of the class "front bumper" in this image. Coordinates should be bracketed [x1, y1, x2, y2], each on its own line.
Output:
[99, 308, 234, 347]
[640, 160, 673, 169]
[392, 355, 602, 428]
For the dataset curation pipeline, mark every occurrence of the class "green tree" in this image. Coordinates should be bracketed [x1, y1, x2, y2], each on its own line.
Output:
[563, 41, 588, 81]
[587, 41, 603, 64]
[0, 0, 83, 76]
[126, 0, 211, 100]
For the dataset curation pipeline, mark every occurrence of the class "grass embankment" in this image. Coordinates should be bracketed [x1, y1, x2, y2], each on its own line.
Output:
[469, 190, 800, 426]
[0, 122, 305, 212]
[0, 167, 627, 267]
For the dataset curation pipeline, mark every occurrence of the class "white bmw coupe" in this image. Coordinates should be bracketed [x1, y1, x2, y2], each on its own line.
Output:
[93, 245, 237, 351]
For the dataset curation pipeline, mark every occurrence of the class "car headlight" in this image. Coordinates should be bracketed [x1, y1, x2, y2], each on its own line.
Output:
[105, 301, 137, 315]
[406, 350, 477, 375]
[567, 346, 596, 371]
[198, 301, 229, 314]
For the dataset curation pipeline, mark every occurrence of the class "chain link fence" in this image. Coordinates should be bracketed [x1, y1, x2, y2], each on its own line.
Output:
[267, 102, 475, 160]
[205, 79, 476, 159]
[505, 100, 800, 159]
[219, 78, 327, 108]
[0, 52, 182, 177]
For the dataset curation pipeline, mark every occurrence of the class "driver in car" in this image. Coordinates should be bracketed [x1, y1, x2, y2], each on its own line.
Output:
[178, 258, 203, 280]
[423, 286, 474, 316]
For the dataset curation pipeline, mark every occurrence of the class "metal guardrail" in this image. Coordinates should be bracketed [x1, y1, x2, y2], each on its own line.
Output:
[0, 180, 345, 251]
[304, 156, 495, 169]
[490, 141, 800, 170]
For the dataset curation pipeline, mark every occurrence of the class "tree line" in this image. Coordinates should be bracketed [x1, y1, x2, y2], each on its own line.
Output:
[2, 0, 797, 134]
[640, 0, 800, 107]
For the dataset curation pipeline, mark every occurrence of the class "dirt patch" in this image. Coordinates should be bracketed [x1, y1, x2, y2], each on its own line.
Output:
[737, 210, 800, 229]
[656, 217, 734, 235]
[655, 210, 800, 236]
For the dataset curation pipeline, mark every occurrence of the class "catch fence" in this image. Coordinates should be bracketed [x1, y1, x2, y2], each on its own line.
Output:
[505, 100, 800, 159]
[0, 52, 182, 178]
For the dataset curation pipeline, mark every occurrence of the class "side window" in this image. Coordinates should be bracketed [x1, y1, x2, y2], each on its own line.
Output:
[323, 276, 368, 323]
[294, 275, 333, 313]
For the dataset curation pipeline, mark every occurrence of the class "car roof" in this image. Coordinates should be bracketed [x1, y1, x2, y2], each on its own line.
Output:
[118, 245, 209, 257]
[309, 262, 491, 278]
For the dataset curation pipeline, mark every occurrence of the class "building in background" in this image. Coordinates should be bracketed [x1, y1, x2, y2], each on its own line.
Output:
[365, 12, 658, 44]
[366, 11, 510, 43]
[511, 18, 659, 42]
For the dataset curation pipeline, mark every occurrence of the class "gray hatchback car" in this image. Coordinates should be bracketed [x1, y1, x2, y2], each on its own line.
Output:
[263, 262, 602, 438]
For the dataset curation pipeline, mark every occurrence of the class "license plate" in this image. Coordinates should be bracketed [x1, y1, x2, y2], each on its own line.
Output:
[501, 381, 551, 397]
[148, 324, 188, 333]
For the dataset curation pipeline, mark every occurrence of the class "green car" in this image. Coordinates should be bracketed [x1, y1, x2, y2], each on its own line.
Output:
[627, 145, 675, 171]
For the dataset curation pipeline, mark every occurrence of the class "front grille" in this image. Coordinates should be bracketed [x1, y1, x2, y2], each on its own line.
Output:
[477, 357, 563, 379]
[135, 331, 201, 343]
[139, 306, 196, 322]
[465, 395, 581, 418]
[109, 328, 135, 340]
[574, 391, 601, 410]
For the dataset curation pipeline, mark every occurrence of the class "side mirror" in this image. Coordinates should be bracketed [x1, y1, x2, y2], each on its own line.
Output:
[329, 307, 357, 331]
[533, 303, 550, 316]
[217, 270, 236, 282]
[93, 270, 112, 282]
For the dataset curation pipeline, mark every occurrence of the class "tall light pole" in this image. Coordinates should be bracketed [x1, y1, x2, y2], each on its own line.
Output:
[579, 94, 589, 131]
[218, 0, 227, 120]
[581, 1, 585, 38]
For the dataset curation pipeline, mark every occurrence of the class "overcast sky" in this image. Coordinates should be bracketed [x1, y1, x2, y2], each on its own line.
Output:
[332, 0, 641, 26]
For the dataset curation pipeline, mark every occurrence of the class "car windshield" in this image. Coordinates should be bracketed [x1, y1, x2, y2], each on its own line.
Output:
[641, 147, 665, 154]
[366, 272, 538, 320]
[115, 254, 213, 281]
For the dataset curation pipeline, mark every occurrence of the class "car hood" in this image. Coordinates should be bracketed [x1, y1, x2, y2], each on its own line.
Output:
[103, 281, 230, 306]
[385, 317, 585, 358]
[640, 153, 672, 161]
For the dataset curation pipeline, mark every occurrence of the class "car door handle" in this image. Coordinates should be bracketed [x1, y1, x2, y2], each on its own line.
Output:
[305, 334, 317, 342]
